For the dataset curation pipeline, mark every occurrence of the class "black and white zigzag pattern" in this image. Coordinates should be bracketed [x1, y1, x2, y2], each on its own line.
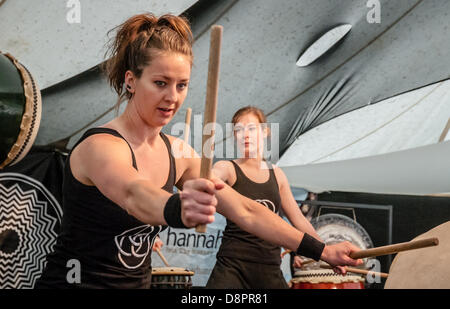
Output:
[0, 179, 60, 289]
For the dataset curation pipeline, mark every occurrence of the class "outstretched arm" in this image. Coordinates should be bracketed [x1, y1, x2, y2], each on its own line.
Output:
[274, 166, 321, 240]
[71, 134, 218, 227]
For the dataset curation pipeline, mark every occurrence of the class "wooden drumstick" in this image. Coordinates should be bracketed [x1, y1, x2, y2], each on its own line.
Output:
[184, 108, 192, 144]
[349, 237, 439, 259]
[156, 248, 170, 267]
[195, 25, 223, 233]
[281, 249, 291, 258]
[301, 259, 316, 266]
[320, 264, 389, 279]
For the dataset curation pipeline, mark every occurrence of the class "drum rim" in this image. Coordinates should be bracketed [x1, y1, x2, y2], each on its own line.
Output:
[151, 267, 195, 276]
[0, 52, 41, 169]
[292, 269, 365, 283]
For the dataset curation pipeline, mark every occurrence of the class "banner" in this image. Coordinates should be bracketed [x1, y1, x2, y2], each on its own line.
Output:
[0, 148, 66, 288]
[153, 213, 292, 287]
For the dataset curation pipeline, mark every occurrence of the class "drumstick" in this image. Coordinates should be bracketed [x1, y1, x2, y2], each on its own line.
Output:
[281, 250, 316, 268]
[195, 25, 223, 233]
[349, 237, 439, 259]
[320, 264, 389, 279]
[281, 249, 291, 258]
[184, 108, 192, 144]
[301, 259, 316, 266]
[156, 248, 170, 267]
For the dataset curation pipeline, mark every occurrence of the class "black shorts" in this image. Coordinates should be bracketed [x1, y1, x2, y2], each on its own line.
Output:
[206, 256, 289, 289]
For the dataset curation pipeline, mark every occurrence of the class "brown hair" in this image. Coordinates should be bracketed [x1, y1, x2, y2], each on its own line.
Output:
[103, 13, 193, 111]
[231, 106, 267, 125]
[231, 106, 270, 136]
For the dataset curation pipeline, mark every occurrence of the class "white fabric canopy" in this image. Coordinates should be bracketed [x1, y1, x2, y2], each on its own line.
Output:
[279, 80, 450, 166]
[280, 140, 450, 196]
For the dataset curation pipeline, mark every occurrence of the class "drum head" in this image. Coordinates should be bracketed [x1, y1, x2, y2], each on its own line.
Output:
[385, 221, 450, 289]
[0, 52, 41, 169]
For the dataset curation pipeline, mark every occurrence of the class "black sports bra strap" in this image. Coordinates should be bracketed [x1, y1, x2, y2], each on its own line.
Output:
[159, 132, 176, 186]
[71, 128, 138, 170]
[230, 160, 245, 179]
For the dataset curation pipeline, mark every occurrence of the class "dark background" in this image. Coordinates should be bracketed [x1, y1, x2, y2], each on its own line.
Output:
[316, 191, 450, 288]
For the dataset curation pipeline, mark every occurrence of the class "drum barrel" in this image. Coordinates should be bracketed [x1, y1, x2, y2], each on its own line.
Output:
[0, 53, 26, 164]
[0, 51, 41, 168]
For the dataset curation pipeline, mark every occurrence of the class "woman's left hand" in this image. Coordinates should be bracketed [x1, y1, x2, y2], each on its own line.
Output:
[152, 237, 163, 251]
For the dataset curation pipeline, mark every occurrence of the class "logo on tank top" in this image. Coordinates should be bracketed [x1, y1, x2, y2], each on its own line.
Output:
[255, 199, 277, 214]
[114, 224, 163, 269]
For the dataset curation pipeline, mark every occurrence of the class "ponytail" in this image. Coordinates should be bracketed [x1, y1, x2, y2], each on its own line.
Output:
[103, 13, 193, 113]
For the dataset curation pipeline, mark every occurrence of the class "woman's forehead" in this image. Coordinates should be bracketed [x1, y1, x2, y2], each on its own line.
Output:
[142, 52, 191, 80]
[235, 113, 261, 124]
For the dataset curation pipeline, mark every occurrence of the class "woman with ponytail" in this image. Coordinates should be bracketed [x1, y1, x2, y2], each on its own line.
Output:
[36, 13, 361, 289]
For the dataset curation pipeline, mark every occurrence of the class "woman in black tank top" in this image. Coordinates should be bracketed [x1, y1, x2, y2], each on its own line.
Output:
[36, 14, 361, 289]
[35, 13, 224, 289]
[207, 107, 324, 289]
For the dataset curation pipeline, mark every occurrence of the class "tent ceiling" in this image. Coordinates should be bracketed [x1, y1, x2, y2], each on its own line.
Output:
[26, 0, 450, 160]
[278, 79, 450, 166]
[0, 0, 198, 89]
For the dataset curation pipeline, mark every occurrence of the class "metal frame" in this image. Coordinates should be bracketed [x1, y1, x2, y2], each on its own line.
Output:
[296, 199, 393, 266]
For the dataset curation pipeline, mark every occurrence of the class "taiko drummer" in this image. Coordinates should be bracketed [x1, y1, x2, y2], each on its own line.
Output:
[35, 13, 361, 289]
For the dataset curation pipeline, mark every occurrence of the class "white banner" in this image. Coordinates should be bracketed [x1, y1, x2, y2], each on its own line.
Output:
[153, 212, 293, 287]
[152, 213, 226, 286]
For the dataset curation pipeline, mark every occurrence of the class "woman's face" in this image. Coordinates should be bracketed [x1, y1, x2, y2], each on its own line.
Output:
[234, 113, 267, 159]
[127, 51, 191, 128]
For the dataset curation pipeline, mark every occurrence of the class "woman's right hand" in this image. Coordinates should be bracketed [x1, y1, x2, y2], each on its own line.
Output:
[320, 241, 363, 268]
[179, 178, 224, 228]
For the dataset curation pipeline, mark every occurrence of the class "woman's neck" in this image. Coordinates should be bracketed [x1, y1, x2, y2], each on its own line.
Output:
[109, 101, 162, 147]
[236, 156, 266, 169]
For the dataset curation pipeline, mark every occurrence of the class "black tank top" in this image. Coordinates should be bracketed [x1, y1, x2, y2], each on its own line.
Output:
[35, 128, 176, 289]
[216, 160, 282, 265]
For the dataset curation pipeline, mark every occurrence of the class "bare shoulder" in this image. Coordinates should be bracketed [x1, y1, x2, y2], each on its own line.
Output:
[74, 133, 131, 160]
[214, 160, 234, 171]
[71, 133, 134, 184]
[272, 164, 289, 188]
[213, 160, 236, 185]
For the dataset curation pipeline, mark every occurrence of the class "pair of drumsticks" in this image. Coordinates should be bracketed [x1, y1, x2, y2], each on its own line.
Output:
[282, 237, 439, 279]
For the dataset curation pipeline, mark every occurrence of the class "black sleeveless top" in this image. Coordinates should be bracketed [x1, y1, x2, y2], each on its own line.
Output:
[35, 128, 176, 289]
[216, 160, 282, 265]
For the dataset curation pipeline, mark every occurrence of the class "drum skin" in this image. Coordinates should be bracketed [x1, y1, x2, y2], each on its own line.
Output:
[385, 221, 450, 289]
[0, 52, 41, 169]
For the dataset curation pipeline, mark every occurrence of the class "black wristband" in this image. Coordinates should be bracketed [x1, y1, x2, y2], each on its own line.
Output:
[163, 193, 188, 229]
[296, 233, 325, 261]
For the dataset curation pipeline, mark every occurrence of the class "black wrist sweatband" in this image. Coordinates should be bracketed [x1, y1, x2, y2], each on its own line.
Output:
[163, 193, 188, 229]
[296, 233, 325, 261]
